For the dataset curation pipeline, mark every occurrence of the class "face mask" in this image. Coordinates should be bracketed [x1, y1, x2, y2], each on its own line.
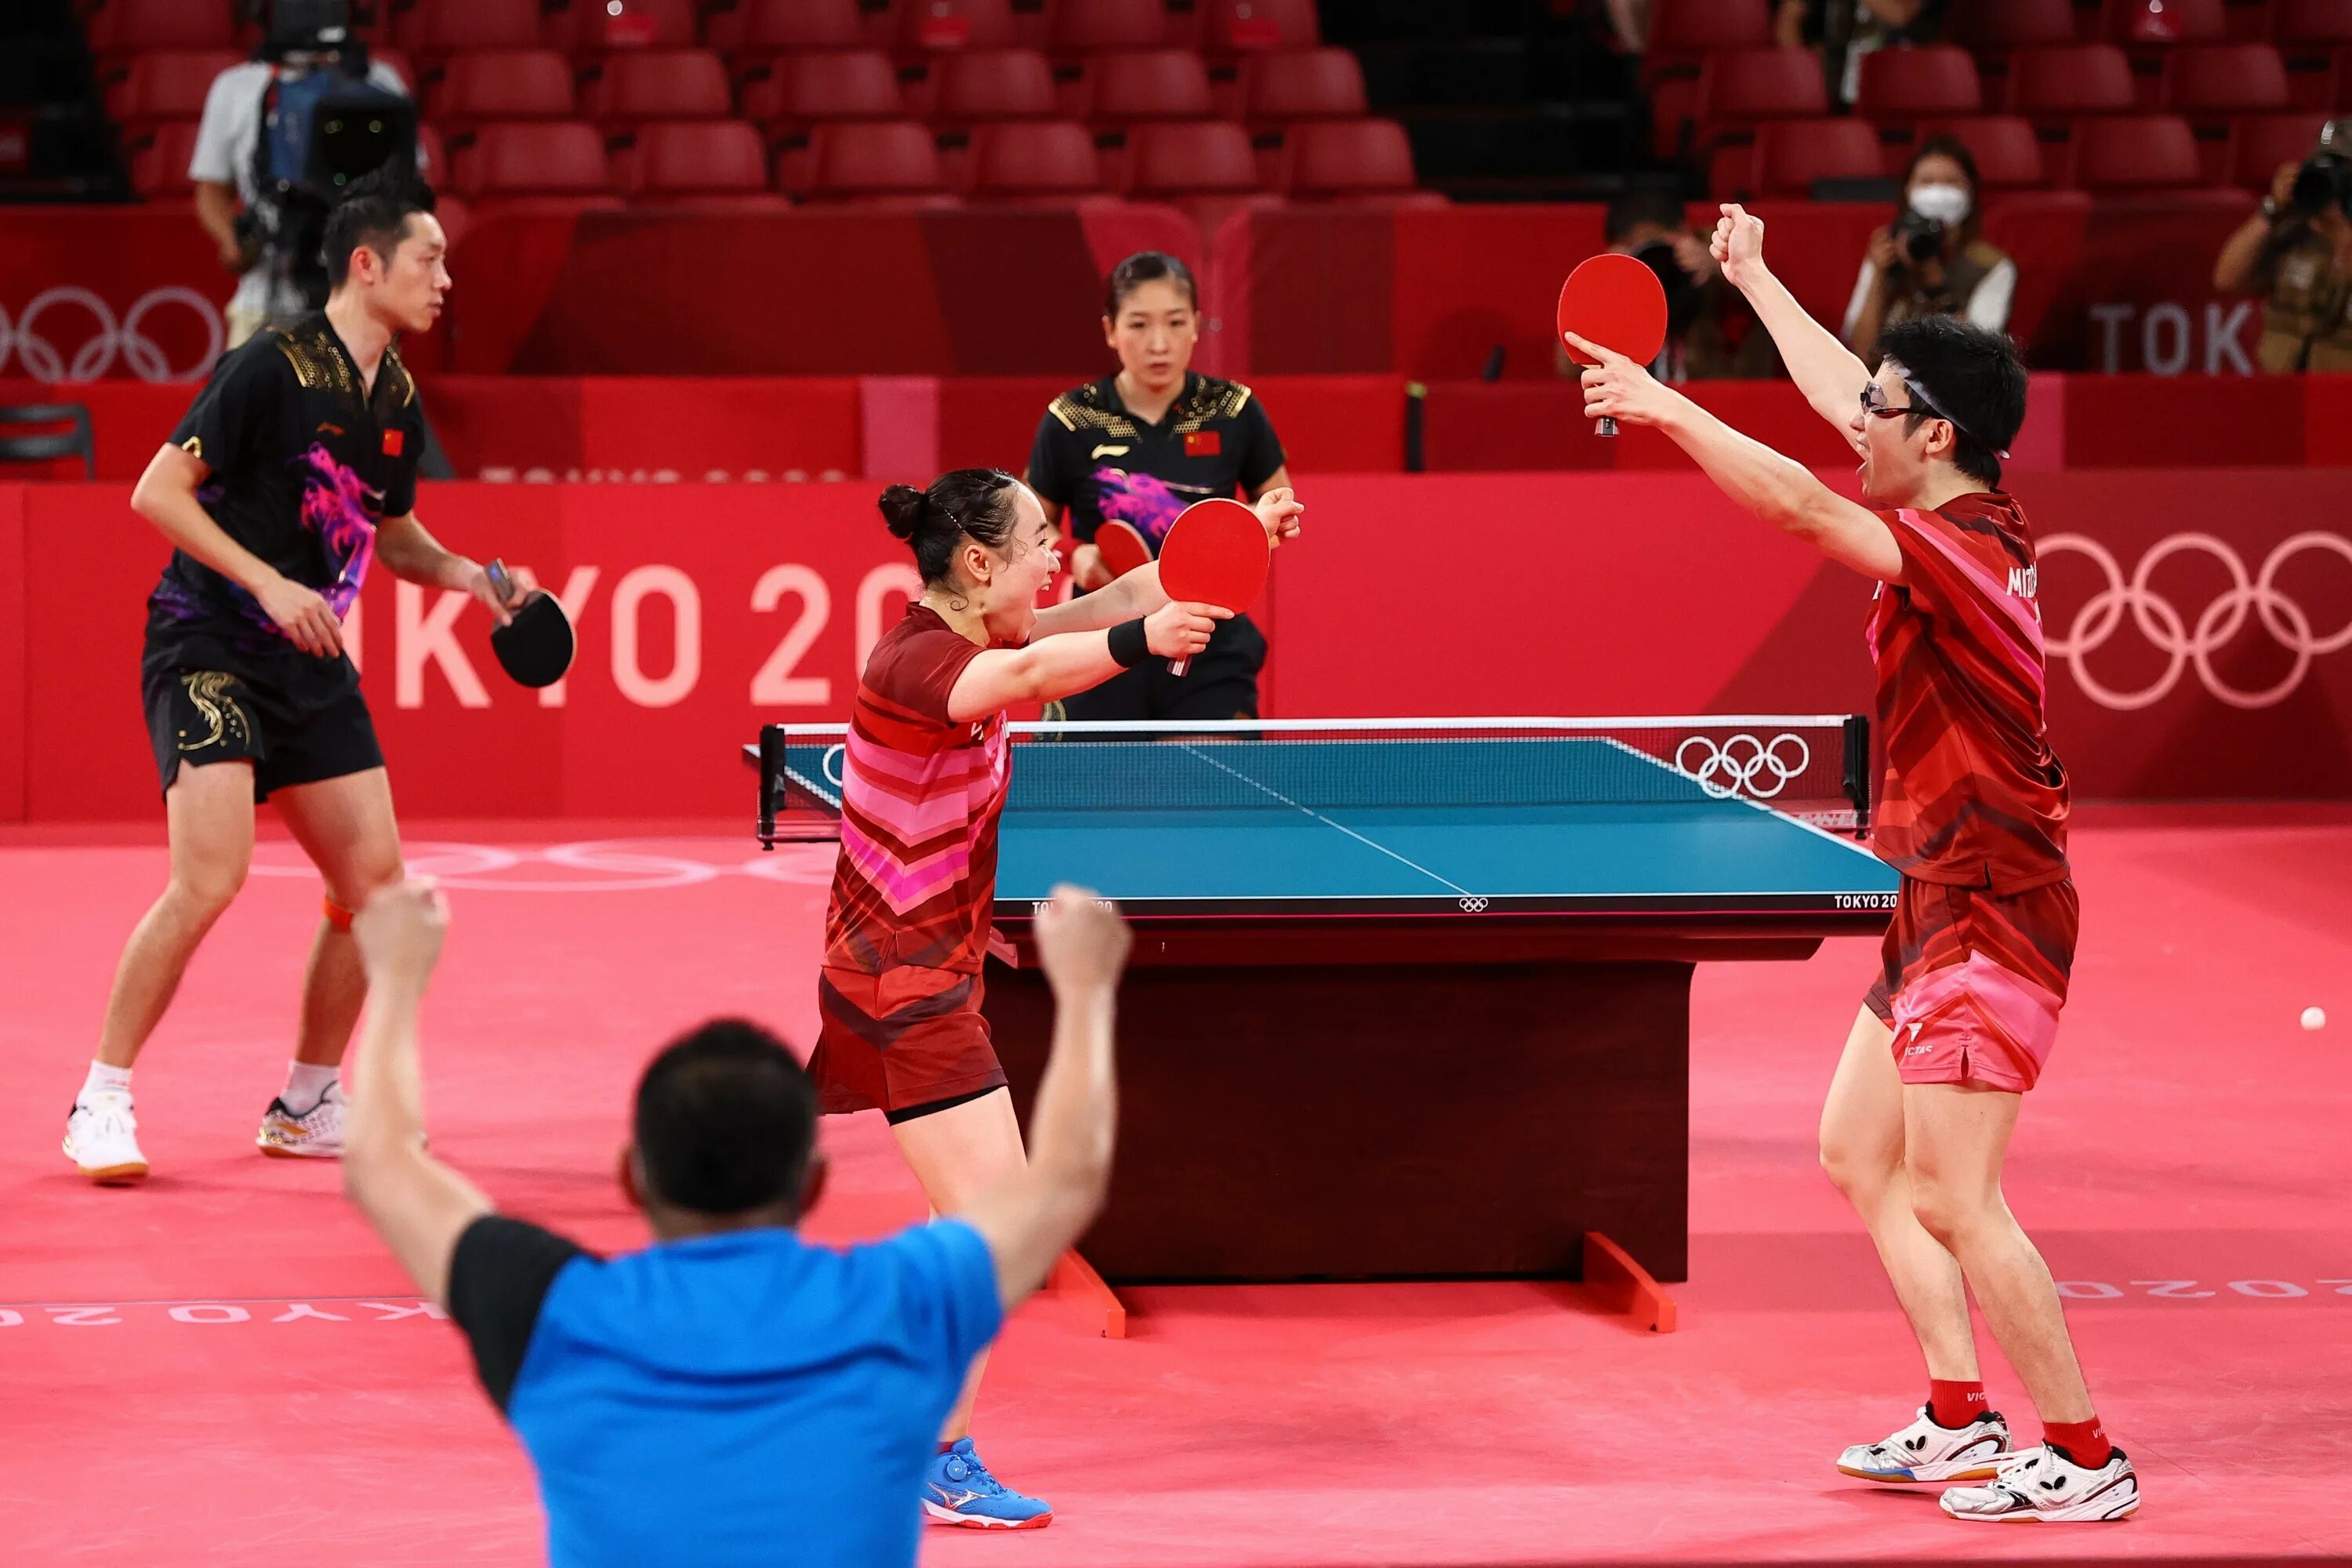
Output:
[1907, 183, 1971, 226]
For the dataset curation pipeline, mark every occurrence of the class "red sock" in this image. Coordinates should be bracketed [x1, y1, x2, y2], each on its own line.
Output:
[2042, 1416, 2112, 1469]
[1928, 1379, 1988, 1428]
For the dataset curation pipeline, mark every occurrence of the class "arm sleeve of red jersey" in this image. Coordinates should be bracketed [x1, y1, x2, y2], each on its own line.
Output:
[869, 626, 990, 724]
[1878, 507, 2010, 622]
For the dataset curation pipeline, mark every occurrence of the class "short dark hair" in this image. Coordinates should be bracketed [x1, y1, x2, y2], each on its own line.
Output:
[1104, 250, 1198, 319]
[322, 163, 437, 289]
[1875, 314, 2027, 488]
[1605, 190, 1686, 245]
[632, 1019, 818, 1217]
[878, 468, 1025, 587]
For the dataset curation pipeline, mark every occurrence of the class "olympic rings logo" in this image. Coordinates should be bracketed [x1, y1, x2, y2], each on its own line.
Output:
[1457, 895, 1490, 912]
[0, 286, 224, 383]
[2040, 532, 2352, 711]
[1675, 733, 1811, 800]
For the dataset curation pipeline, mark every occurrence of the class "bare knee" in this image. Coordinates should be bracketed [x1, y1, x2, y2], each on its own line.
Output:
[327, 855, 405, 915]
[169, 851, 249, 924]
[1907, 1176, 1996, 1251]
[1820, 1134, 1897, 1206]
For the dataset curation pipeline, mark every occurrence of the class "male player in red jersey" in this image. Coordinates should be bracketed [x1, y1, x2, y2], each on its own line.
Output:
[1568, 205, 2137, 1524]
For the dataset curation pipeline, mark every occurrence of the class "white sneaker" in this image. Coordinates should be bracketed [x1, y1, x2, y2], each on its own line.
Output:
[1940, 1442, 2139, 1522]
[64, 1093, 150, 1185]
[1837, 1405, 2016, 1483]
[256, 1082, 344, 1159]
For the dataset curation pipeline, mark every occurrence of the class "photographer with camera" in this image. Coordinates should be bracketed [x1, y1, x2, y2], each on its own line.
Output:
[191, 1, 419, 347]
[2213, 118, 2352, 373]
[1842, 136, 2013, 360]
[1556, 192, 1780, 379]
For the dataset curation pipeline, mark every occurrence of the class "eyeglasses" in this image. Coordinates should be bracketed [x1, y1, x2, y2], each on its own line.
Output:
[1858, 383, 1915, 420]
[1859, 372, 2014, 462]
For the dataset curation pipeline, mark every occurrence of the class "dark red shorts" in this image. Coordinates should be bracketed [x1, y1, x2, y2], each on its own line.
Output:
[1863, 876, 2079, 1092]
[809, 963, 1007, 1116]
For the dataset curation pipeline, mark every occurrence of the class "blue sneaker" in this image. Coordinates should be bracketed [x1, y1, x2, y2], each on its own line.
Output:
[921, 1438, 1053, 1530]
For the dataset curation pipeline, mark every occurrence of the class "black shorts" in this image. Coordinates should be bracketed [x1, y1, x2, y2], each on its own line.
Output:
[1054, 612, 1267, 724]
[143, 663, 383, 801]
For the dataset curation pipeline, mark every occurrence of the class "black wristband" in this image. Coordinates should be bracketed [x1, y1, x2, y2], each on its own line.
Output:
[1107, 619, 1149, 669]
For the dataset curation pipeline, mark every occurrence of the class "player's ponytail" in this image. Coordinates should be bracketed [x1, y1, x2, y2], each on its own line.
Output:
[877, 470, 1022, 587]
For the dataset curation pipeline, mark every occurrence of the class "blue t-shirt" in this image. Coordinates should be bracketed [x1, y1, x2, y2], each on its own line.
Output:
[447, 1215, 1004, 1567]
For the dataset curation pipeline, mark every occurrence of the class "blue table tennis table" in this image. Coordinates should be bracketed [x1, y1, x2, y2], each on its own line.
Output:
[751, 718, 1896, 1288]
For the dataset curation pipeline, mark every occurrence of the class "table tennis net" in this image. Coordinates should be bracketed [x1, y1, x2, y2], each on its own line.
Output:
[759, 717, 1871, 838]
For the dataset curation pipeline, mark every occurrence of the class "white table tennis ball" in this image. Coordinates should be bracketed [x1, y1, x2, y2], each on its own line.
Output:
[2303, 1007, 2327, 1032]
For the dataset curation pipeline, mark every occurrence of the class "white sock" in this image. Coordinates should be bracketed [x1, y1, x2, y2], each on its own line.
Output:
[82, 1061, 132, 1101]
[283, 1061, 339, 1112]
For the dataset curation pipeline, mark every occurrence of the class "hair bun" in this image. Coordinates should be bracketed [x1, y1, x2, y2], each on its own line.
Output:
[877, 484, 927, 541]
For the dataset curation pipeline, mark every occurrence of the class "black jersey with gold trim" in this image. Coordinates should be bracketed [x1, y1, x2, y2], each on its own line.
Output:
[1025, 372, 1284, 548]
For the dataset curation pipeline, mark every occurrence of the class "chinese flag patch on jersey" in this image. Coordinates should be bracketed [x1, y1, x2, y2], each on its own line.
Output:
[382, 430, 404, 456]
[1184, 430, 1221, 456]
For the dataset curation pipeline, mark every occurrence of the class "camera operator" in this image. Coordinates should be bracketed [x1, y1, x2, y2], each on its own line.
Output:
[1842, 136, 2013, 359]
[191, 0, 418, 347]
[2213, 118, 2352, 373]
[1556, 192, 1780, 379]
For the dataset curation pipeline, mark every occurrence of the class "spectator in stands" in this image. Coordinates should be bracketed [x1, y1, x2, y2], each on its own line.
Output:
[1559, 192, 1780, 380]
[2213, 118, 2352, 373]
[192, 5, 416, 347]
[1842, 136, 2013, 362]
[1777, 0, 1947, 106]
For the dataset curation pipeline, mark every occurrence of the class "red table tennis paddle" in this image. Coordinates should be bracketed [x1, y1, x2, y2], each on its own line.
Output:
[1558, 252, 1669, 438]
[1094, 519, 1152, 580]
[1156, 498, 1268, 677]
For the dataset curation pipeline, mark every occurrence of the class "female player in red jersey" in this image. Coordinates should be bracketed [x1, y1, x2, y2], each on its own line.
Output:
[814, 467, 1301, 1529]
[1568, 207, 2137, 1525]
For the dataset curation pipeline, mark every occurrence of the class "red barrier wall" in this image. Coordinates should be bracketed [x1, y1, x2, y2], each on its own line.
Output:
[10, 473, 2345, 823]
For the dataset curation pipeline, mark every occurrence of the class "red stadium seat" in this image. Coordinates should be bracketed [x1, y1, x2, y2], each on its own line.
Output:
[584, 50, 736, 125]
[88, 0, 239, 60]
[1951, 0, 2079, 48]
[551, 0, 701, 56]
[1200, 0, 1322, 59]
[742, 51, 906, 125]
[433, 50, 577, 130]
[620, 120, 779, 201]
[2277, 0, 2352, 41]
[1645, 0, 1773, 73]
[1080, 50, 1214, 125]
[1754, 116, 1885, 194]
[453, 120, 615, 196]
[2230, 111, 2332, 186]
[2165, 43, 2291, 107]
[2069, 112, 2206, 185]
[1050, 0, 1174, 54]
[1917, 115, 2049, 187]
[968, 118, 1109, 198]
[804, 118, 952, 201]
[1239, 46, 1367, 126]
[1283, 117, 1422, 198]
[2106, 0, 2228, 42]
[896, 0, 1018, 53]
[1123, 118, 1260, 192]
[131, 120, 205, 199]
[2006, 45, 2138, 114]
[708, 0, 865, 54]
[394, 0, 547, 58]
[1854, 47, 1984, 120]
[1697, 48, 1831, 126]
[107, 50, 244, 132]
[927, 48, 1058, 121]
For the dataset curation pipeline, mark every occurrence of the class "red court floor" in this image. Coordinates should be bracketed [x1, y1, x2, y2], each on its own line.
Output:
[2, 807, 2347, 1566]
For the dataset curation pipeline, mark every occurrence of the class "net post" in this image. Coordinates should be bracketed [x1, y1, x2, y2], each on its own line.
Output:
[1841, 715, 1871, 836]
[757, 723, 784, 851]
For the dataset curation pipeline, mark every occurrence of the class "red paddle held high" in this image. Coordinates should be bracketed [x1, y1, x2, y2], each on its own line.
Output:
[1093, 519, 1152, 580]
[1155, 498, 1269, 677]
[1558, 252, 1668, 437]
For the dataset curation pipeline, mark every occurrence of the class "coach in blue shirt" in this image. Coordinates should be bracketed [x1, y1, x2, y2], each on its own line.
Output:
[337, 881, 1132, 1566]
